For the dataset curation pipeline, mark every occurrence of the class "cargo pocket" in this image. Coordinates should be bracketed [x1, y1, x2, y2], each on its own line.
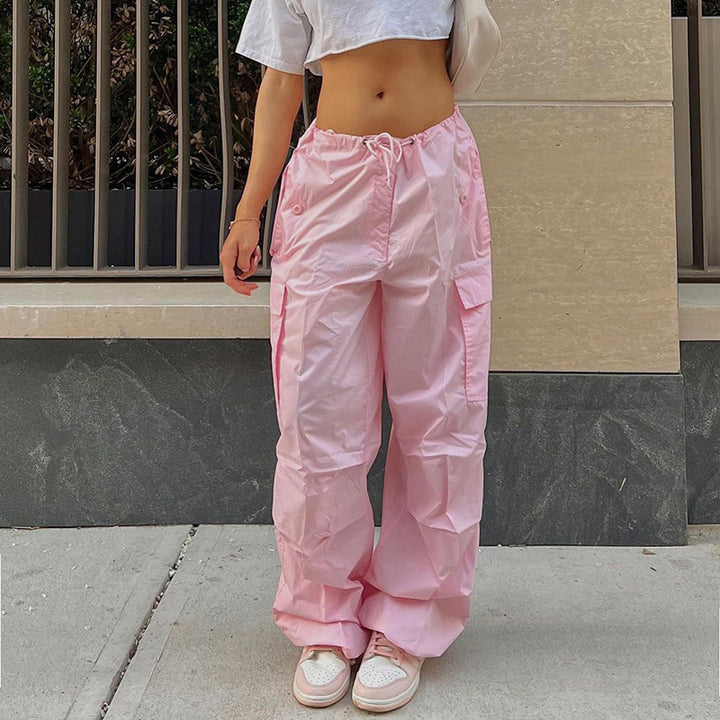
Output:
[452, 255, 493, 403]
[269, 278, 288, 423]
[269, 171, 290, 258]
[459, 148, 493, 251]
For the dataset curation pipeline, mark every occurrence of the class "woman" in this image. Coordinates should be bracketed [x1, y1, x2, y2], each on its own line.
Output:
[222, 0, 494, 712]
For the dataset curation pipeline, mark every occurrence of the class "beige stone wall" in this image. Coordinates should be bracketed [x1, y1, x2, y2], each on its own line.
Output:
[461, 0, 679, 373]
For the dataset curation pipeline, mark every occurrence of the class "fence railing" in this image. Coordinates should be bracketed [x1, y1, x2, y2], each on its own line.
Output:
[2, 0, 314, 278]
[675, 0, 720, 278]
[1, 1, 717, 279]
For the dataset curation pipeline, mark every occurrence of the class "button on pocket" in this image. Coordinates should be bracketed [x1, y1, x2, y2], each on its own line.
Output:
[459, 147, 492, 252]
[270, 151, 305, 257]
[269, 278, 288, 424]
[270, 169, 292, 257]
[452, 255, 493, 403]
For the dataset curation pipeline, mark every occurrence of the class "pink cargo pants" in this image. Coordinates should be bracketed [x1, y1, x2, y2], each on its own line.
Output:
[267, 103, 492, 661]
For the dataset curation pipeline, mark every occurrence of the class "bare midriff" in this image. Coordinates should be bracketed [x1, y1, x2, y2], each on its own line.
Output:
[315, 38, 456, 138]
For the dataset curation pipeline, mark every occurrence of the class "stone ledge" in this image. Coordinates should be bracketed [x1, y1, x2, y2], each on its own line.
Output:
[0, 280, 715, 341]
[678, 283, 720, 341]
[0, 281, 270, 338]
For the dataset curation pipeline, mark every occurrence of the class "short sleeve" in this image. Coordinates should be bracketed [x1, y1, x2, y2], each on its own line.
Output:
[235, 0, 312, 75]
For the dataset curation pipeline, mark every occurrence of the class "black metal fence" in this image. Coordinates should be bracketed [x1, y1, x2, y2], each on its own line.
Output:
[0, 2, 717, 279]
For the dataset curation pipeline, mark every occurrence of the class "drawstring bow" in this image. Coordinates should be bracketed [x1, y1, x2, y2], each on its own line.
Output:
[363, 132, 415, 188]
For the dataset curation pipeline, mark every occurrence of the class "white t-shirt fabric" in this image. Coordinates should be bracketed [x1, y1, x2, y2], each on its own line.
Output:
[234, 0, 454, 77]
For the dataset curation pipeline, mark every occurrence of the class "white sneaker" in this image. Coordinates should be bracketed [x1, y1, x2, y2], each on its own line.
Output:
[292, 645, 356, 708]
[352, 630, 425, 712]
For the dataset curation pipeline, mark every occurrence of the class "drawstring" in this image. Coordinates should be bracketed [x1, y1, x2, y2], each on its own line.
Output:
[362, 132, 415, 188]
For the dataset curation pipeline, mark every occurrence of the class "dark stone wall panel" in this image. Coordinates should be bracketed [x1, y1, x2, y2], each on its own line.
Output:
[482, 373, 687, 546]
[0, 340, 688, 545]
[681, 341, 720, 525]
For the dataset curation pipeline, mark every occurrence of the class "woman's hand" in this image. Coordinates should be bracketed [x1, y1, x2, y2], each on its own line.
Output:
[220, 220, 262, 295]
[223, 69, 303, 295]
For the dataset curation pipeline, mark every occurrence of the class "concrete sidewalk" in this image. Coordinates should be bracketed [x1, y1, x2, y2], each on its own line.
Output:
[0, 524, 718, 720]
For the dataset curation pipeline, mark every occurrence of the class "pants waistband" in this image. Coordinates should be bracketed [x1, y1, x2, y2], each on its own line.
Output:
[299, 103, 466, 187]
[304, 102, 464, 149]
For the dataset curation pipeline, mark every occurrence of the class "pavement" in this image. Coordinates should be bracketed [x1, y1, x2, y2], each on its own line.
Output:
[0, 523, 719, 720]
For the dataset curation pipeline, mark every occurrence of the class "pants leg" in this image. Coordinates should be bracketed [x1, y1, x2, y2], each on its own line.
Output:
[268, 128, 387, 661]
[355, 107, 493, 659]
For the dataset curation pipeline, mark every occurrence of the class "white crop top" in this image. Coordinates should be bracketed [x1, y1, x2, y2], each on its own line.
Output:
[234, 0, 455, 77]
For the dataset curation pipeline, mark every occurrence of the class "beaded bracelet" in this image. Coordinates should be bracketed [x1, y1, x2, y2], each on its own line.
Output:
[228, 217, 260, 231]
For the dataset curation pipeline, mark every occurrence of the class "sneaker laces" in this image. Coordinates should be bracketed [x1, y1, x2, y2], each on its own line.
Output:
[366, 631, 404, 664]
[306, 645, 356, 665]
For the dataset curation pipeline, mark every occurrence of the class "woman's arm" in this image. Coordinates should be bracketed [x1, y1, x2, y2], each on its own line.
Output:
[221, 67, 304, 295]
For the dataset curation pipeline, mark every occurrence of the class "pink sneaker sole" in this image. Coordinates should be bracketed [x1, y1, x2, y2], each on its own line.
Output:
[293, 672, 351, 708]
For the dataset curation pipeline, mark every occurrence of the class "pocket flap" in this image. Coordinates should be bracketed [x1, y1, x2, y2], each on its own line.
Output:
[269, 279, 287, 315]
[452, 256, 493, 309]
